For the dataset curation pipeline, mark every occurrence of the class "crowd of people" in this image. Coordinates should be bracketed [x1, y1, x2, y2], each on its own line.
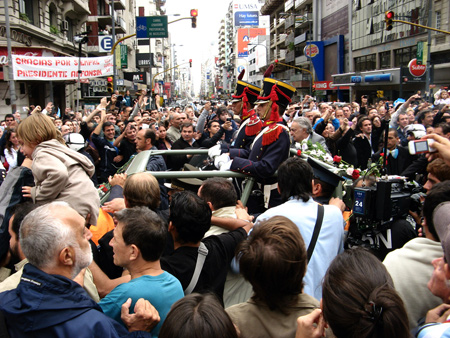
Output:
[0, 71, 450, 337]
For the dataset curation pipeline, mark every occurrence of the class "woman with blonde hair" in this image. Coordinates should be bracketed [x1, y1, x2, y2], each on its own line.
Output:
[17, 113, 100, 225]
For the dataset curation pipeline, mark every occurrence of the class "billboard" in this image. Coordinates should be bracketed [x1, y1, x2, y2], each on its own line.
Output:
[233, 0, 261, 27]
[237, 28, 266, 57]
[11, 55, 113, 81]
[234, 12, 259, 26]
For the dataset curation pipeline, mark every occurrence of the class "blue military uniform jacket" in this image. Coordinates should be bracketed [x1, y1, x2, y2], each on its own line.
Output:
[222, 109, 261, 153]
[230, 124, 290, 184]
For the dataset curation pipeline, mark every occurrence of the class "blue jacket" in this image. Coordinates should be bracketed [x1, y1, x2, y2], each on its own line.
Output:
[230, 124, 290, 184]
[0, 264, 151, 338]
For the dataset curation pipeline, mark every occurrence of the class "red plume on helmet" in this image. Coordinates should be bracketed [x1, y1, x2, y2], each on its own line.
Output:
[263, 64, 274, 78]
[237, 69, 245, 80]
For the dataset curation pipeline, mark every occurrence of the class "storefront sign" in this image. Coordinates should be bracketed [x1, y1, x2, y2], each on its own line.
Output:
[124, 71, 147, 84]
[136, 53, 154, 68]
[11, 55, 113, 80]
[0, 26, 32, 46]
[314, 81, 333, 90]
[364, 74, 392, 82]
[305, 41, 325, 81]
[408, 58, 426, 77]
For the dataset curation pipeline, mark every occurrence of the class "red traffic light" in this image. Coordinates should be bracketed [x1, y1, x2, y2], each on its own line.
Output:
[385, 11, 394, 30]
[189, 59, 192, 67]
[190, 9, 198, 17]
[107, 76, 113, 82]
[385, 11, 394, 19]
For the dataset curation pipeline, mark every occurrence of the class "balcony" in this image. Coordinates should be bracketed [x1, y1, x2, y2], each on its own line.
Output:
[276, 18, 285, 29]
[294, 0, 312, 11]
[295, 55, 308, 65]
[270, 38, 276, 48]
[261, 0, 285, 16]
[294, 31, 310, 45]
[276, 34, 287, 46]
[106, 0, 126, 10]
[285, 15, 295, 29]
[270, 22, 275, 33]
[274, 49, 286, 61]
[285, 32, 294, 47]
[115, 16, 126, 34]
[97, 15, 126, 34]
[62, 0, 90, 15]
[285, 50, 295, 63]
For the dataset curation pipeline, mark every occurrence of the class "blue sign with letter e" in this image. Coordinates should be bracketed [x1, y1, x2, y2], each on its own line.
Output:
[100, 36, 112, 51]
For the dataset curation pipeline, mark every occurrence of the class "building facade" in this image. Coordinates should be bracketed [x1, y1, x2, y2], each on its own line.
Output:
[0, 0, 91, 116]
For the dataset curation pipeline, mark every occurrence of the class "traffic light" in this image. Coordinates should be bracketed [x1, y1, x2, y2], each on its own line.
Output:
[385, 11, 394, 31]
[189, 59, 192, 68]
[191, 9, 198, 28]
[107, 76, 114, 93]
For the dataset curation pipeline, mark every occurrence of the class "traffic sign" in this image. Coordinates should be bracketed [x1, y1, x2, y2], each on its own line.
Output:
[99, 36, 113, 53]
[136, 16, 168, 38]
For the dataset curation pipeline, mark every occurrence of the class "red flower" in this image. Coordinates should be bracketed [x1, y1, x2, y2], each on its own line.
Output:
[380, 153, 384, 157]
[297, 149, 302, 156]
[352, 169, 360, 180]
[333, 155, 342, 163]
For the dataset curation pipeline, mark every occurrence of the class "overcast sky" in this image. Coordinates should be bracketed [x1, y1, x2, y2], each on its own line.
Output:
[164, 0, 231, 93]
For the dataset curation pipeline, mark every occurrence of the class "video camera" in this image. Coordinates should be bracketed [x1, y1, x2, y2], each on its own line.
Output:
[352, 178, 417, 233]
[346, 177, 422, 253]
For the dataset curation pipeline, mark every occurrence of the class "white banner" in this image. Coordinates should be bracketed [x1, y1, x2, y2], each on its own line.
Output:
[11, 55, 114, 81]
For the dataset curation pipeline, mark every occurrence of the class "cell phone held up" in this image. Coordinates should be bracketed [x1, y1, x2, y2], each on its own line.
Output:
[408, 139, 437, 155]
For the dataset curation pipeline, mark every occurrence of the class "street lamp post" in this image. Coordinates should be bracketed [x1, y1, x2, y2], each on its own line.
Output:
[110, 0, 117, 92]
[3, 0, 16, 112]
[74, 34, 88, 114]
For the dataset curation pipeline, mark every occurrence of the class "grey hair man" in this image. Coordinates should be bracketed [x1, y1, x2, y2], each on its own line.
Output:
[0, 201, 159, 337]
[290, 116, 328, 151]
[166, 113, 182, 143]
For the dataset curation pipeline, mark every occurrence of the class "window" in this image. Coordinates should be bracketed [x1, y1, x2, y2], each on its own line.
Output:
[436, 11, 441, 30]
[97, 0, 106, 16]
[49, 4, 57, 31]
[66, 17, 74, 42]
[394, 46, 417, 67]
[379, 51, 390, 69]
[354, 54, 376, 72]
[19, 0, 34, 25]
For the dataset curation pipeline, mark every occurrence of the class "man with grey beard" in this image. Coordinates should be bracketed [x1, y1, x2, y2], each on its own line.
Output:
[0, 202, 159, 337]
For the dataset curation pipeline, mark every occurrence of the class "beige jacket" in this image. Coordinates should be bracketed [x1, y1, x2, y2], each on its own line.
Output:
[30, 139, 100, 225]
[226, 294, 322, 338]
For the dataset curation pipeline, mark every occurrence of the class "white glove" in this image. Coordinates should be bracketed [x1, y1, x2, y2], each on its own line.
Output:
[219, 159, 232, 171]
[208, 144, 221, 159]
[214, 153, 230, 169]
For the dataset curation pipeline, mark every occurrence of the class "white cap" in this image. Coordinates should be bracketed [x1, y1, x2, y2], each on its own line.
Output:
[63, 133, 86, 151]
[404, 124, 426, 140]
